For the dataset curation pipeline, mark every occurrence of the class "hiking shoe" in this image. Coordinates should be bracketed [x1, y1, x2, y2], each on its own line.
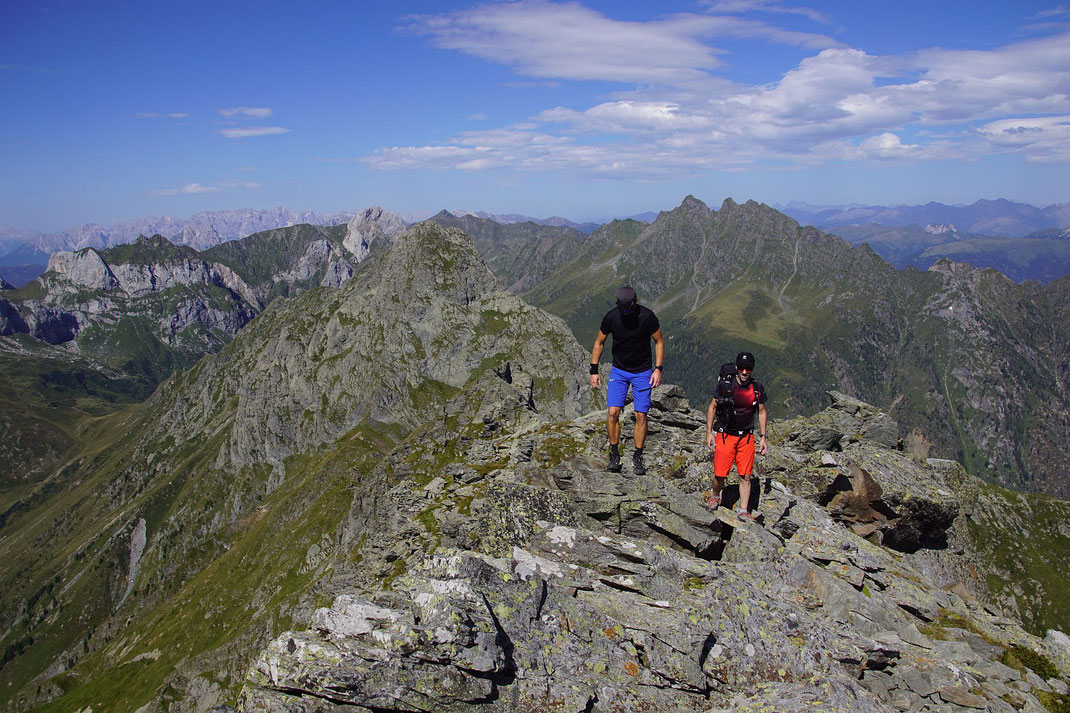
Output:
[703, 492, 720, 509]
[737, 510, 758, 523]
[607, 451, 622, 473]
[633, 453, 646, 475]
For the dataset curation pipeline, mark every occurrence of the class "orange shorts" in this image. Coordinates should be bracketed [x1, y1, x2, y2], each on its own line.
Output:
[713, 432, 756, 478]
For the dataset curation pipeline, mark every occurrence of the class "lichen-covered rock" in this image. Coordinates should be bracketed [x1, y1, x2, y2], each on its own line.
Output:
[237, 387, 1070, 713]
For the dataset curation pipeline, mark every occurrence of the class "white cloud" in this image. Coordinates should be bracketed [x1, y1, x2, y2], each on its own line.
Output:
[700, 0, 829, 23]
[218, 106, 274, 118]
[153, 183, 219, 196]
[469, 113, 489, 120]
[372, 4, 1070, 176]
[136, 112, 190, 119]
[218, 127, 291, 139]
[1036, 5, 1070, 18]
[403, 1, 838, 87]
[152, 180, 260, 197]
[168, 112, 190, 119]
[978, 115, 1070, 162]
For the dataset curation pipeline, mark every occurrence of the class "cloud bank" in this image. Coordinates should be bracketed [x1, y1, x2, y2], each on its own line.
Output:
[369, 1, 1070, 178]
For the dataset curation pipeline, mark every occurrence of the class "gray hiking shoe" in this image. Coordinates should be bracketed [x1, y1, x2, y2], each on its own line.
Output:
[607, 450, 622, 473]
[633, 452, 646, 475]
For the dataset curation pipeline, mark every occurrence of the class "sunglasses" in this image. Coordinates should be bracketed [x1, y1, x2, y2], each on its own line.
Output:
[737, 367, 752, 373]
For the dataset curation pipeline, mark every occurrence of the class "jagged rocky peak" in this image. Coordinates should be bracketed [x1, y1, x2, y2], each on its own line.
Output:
[0, 276, 15, 291]
[44, 246, 118, 290]
[655, 194, 711, 224]
[342, 205, 408, 260]
[238, 384, 1070, 712]
[925, 223, 958, 235]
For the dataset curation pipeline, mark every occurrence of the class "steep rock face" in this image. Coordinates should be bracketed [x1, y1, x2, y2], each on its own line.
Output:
[342, 205, 408, 260]
[45, 248, 119, 291]
[0, 297, 29, 335]
[238, 383, 1070, 713]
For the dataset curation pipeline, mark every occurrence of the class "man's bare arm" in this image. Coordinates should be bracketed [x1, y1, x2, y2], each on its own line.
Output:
[706, 395, 717, 448]
[758, 403, 768, 455]
[650, 328, 665, 387]
[590, 331, 608, 388]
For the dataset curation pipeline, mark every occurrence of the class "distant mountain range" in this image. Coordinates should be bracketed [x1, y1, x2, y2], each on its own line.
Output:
[0, 208, 612, 288]
[0, 207, 366, 257]
[824, 224, 1070, 283]
[4, 199, 1069, 290]
[779, 198, 1070, 237]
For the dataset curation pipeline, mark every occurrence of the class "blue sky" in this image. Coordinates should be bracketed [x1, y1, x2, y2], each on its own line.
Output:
[2, 0, 1069, 232]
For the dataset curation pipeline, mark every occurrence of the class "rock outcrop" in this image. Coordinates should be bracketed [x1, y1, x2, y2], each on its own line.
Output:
[343, 205, 408, 261]
[238, 382, 1070, 713]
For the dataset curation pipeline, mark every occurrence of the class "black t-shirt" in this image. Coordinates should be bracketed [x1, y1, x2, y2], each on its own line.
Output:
[714, 377, 767, 433]
[599, 305, 660, 372]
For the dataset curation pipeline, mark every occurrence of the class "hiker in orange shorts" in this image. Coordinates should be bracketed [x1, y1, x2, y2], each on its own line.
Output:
[704, 352, 768, 522]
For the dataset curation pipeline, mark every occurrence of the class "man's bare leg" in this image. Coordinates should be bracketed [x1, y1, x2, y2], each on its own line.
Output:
[738, 473, 752, 514]
[607, 406, 622, 445]
[633, 411, 647, 448]
[606, 406, 623, 472]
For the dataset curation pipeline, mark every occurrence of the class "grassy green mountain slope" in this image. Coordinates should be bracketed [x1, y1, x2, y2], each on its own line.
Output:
[0, 222, 596, 710]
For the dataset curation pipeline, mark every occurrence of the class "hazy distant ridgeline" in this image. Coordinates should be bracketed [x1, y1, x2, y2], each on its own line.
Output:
[828, 224, 1070, 283]
[780, 197, 1070, 238]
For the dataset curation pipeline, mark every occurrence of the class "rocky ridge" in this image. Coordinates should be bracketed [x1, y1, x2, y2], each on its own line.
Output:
[237, 382, 1070, 713]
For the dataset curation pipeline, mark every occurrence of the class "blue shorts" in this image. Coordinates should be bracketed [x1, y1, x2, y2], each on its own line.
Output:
[607, 366, 653, 413]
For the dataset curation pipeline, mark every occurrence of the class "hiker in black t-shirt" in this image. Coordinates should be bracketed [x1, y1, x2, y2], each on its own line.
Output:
[589, 286, 665, 475]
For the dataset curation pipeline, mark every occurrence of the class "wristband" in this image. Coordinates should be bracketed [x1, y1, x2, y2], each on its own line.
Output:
[760, 433, 766, 438]
[590, 364, 599, 375]
[654, 365, 663, 371]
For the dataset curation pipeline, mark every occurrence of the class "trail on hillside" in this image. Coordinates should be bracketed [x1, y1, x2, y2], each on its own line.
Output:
[778, 233, 801, 308]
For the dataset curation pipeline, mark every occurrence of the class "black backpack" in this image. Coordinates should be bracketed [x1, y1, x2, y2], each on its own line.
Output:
[714, 362, 762, 435]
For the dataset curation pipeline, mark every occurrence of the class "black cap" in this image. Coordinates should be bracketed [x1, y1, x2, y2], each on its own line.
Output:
[736, 351, 755, 370]
[615, 285, 637, 306]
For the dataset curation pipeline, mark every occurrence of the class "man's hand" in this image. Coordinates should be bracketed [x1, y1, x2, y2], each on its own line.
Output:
[590, 373, 601, 389]
[649, 369, 661, 387]
[706, 432, 715, 449]
[758, 436, 768, 455]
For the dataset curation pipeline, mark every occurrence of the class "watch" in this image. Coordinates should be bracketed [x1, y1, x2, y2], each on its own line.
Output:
[654, 365, 663, 370]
